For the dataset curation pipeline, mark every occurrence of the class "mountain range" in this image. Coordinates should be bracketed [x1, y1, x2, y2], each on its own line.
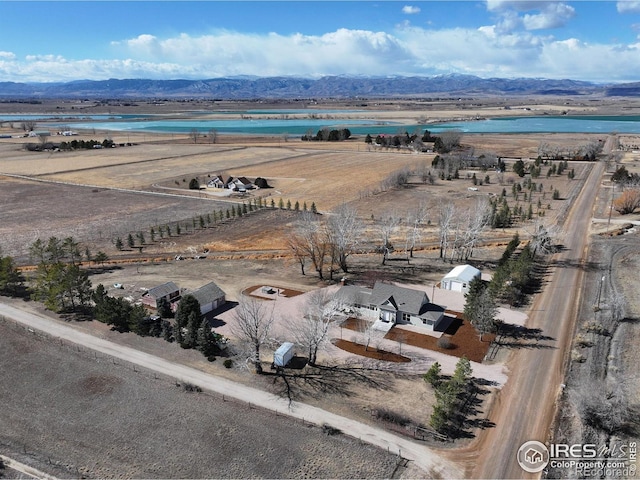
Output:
[0, 75, 638, 99]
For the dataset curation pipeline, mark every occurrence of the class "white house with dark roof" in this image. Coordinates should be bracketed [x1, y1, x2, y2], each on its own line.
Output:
[337, 281, 446, 331]
[229, 176, 254, 191]
[207, 175, 231, 189]
[188, 281, 226, 315]
[441, 264, 481, 294]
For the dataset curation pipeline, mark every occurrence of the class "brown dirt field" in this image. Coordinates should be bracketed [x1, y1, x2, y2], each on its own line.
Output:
[331, 338, 412, 363]
[340, 316, 493, 363]
[0, 320, 398, 479]
[0, 175, 229, 261]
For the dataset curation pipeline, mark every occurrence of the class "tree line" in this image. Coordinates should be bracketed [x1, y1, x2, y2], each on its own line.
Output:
[0, 236, 227, 363]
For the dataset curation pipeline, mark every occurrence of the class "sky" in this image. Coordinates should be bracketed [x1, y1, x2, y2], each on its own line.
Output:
[1, 1, 640, 83]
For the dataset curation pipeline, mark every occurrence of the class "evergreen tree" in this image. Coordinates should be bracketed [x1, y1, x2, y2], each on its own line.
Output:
[127, 233, 134, 249]
[157, 297, 173, 319]
[423, 362, 441, 387]
[175, 294, 202, 348]
[0, 254, 24, 297]
[115, 237, 123, 250]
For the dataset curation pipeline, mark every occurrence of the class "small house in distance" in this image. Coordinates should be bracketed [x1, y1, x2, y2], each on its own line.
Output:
[188, 281, 226, 315]
[441, 264, 481, 294]
[141, 281, 180, 309]
[229, 177, 254, 191]
[207, 175, 230, 189]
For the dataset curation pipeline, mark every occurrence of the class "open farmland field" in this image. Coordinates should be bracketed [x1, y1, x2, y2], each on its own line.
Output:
[0, 321, 399, 479]
[0, 175, 230, 261]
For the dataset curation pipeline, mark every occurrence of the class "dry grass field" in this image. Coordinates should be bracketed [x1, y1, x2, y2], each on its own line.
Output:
[0, 321, 399, 479]
[3, 98, 640, 478]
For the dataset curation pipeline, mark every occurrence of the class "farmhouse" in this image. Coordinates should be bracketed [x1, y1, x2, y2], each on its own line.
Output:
[207, 175, 230, 188]
[441, 264, 481, 294]
[338, 281, 446, 331]
[141, 281, 180, 309]
[229, 176, 254, 190]
[187, 281, 226, 315]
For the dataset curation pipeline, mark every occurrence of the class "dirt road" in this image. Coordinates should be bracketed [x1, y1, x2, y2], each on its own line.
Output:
[466, 161, 605, 478]
[0, 454, 58, 479]
[0, 302, 463, 478]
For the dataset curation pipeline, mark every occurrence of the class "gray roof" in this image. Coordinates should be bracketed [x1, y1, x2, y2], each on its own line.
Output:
[442, 264, 481, 283]
[420, 303, 446, 322]
[189, 281, 226, 305]
[370, 281, 429, 316]
[335, 285, 372, 305]
[147, 281, 179, 299]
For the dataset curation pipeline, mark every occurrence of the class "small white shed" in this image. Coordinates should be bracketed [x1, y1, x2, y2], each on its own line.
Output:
[441, 264, 481, 294]
[273, 342, 295, 367]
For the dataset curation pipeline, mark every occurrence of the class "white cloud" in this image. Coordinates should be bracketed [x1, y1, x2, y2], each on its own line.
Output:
[522, 3, 575, 30]
[485, 1, 574, 32]
[2, 26, 640, 83]
[617, 1, 640, 13]
[402, 5, 421, 15]
[486, 1, 556, 13]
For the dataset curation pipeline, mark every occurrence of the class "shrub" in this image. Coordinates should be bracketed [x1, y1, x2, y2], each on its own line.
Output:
[182, 382, 202, 393]
[223, 359, 233, 368]
[374, 408, 411, 426]
[437, 336, 454, 349]
[322, 423, 342, 435]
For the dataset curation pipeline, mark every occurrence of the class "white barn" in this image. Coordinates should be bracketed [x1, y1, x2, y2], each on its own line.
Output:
[441, 265, 481, 294]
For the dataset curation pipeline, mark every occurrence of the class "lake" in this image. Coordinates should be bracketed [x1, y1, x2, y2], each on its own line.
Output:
[7, 111, 640, 135]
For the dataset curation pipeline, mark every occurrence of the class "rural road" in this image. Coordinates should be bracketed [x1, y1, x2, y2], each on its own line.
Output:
[0, 453, 59, 480]
[0, 302, 463, 478]
[466, 160, 606, 478]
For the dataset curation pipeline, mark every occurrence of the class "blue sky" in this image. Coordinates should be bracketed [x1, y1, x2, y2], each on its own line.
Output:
[1, 1, 640, 83]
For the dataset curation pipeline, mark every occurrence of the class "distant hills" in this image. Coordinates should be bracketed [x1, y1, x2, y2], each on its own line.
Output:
[0, 75, 638, 99]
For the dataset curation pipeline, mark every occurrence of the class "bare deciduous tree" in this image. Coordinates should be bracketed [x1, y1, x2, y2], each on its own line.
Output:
[438, 203, 456, 260]
[613, 188, 640, 214]
[405, 200, 429, 260]
[294, 290, 343, 365]
[458, 197, 491, 261]
[527, 219, 559, 256]
[326, 203, 363, 274]
[189, 128, 200, 144]
[231, 297, 275, 374]
[378, 212, 401, 265]
[293, 212, 329, 280]
[438, 129, 463, 153]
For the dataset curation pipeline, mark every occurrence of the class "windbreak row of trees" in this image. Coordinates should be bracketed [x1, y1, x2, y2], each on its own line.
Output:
[302, 128, 351, 142]
[59, 139, 115, 150]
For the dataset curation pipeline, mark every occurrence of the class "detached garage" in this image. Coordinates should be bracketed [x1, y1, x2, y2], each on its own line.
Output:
[190, 281, 226, 315]
[441, 265, 481, 294]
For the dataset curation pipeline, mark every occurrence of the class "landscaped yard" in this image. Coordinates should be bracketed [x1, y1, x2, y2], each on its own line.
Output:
[340, 316, 494, 363]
